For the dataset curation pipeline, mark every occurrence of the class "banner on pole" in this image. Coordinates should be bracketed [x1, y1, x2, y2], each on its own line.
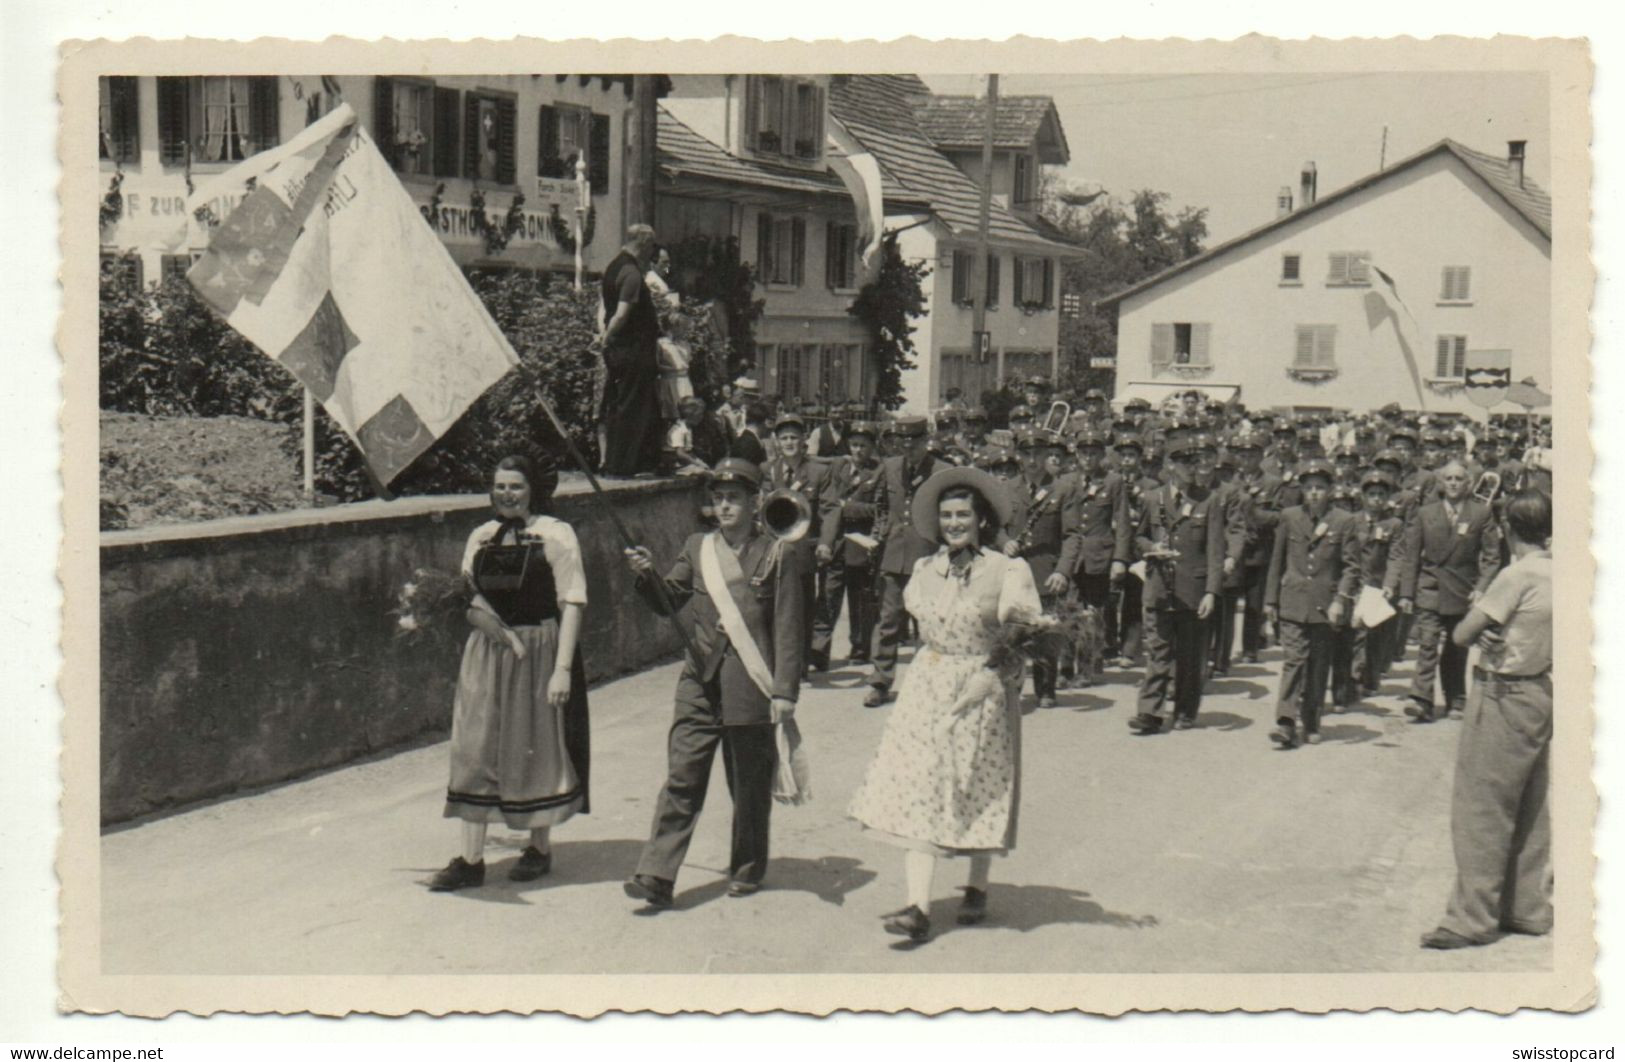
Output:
[1463, 349, 1513, 409]
[186, 104, 519, 485]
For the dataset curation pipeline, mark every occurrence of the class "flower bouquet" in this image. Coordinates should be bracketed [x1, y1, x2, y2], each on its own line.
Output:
[950, 600, 1105, 715]
[390, 567, 470, 648]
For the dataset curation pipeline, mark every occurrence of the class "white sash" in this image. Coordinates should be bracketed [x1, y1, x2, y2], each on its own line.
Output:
[699, 532, 776, 699]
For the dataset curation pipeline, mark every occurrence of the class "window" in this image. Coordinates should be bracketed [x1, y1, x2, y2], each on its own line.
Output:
[372, 78, 460, 178]
[757, 213, 806, 287]
[157, 76, 280, 164]
[747, 76, 825, 161]
[1013, 154, 1034, 208]
[1151, 322, 1211, 369]
[1281, 254, 1301, 283]
[950, 250, 999, 307]
[160, 253, 203, 283]
[463, 91, 517, 184]
[1326, 251, 1371, 286]
[539, 105, 612, 194]
[100, 252, 144, 289]
[826, 222, 858, 290]
[98, 77, 139, 163]
[1440, 266, 1472, 302]
[1294, 324, 1338, 368]
[1435, 334, 1469, 379]
[1013, 256, 1054, 309]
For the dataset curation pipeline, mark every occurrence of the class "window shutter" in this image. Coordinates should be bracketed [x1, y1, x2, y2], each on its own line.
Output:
[825, 222, 839, 289]
[1042, 258, 1054, 307]
[249, 77, 280, 151]
[371, 77, 397, 167]
[1457, 267, 1472, 300]
[986, 254, 999, 306]
[757, 213, 773, 284]
[1192, 323, 1212, 365]
[1152, 323, 1174, 370]
[494, 96, 516, 185]
[951, 250, 968, 304]
[158, 76, 189, 164]
[537, 105, 560, 178]
[1282, 254, 1300, 281]
[811, 85, 826, 159]
[790, 217, 806, 286]
[1327, 253, 1348, 285]
[1452, 337, 1467, 377]
[108, 77, 139, 161]
[588, 113, 611, 194]
[462, 93, 481, 178]
[433, 86, 460, 177]
[1315, 325, 1336, 366]
[1295, 326, 1316, 367]
[1012, 256, 1025, 305]
[1348, 254, 1370, 285]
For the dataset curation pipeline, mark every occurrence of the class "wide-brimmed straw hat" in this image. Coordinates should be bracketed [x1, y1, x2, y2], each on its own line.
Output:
[910, 466, 1015, 544]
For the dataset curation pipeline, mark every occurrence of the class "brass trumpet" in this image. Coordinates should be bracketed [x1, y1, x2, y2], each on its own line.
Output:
[1040, 399, 1072, 434]
[1472, 470, 1502, 504]
[761, 488, 813, 543]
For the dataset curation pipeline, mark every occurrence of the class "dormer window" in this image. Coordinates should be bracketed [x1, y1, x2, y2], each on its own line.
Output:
[747, 76, 824, 163]
[1013, 153, 1035, 208]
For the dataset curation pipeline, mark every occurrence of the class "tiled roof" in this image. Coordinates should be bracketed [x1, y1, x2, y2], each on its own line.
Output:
[1097, 138, 1553, 308]
[827, 75, 1072, 253]
[913, 94, 1070, 164]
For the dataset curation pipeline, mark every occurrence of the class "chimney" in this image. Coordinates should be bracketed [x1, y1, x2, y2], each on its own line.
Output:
[1508, 140, 1527, 188]
[1276, 186, 1294, 218]
[1300, 161, 1318, 207]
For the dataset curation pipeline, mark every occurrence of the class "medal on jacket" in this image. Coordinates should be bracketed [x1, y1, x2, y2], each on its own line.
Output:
[1181, 500, 1193, 518]
[1313, 521, 1329, 540]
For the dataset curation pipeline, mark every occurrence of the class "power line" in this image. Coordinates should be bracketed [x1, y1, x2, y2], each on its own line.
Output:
[1072, 72, 1385, 109]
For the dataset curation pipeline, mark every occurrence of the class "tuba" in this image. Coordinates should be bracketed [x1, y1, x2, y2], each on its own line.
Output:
[761, 488, 813, 543]
[1472, 470, 1502, 505]
[1041, 399, 1072, 434]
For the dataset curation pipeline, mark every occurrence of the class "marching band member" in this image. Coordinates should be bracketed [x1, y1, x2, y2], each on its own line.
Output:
[621, 459, 806, 908]
[761, 413, 840, 672]
[821, 421, 886, 666]
[1008, 428, 1080, 707]
[1059, 429, 1132, 679]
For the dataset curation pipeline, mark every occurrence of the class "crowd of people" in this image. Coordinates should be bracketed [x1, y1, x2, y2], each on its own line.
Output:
[430, 315, 1557, 951]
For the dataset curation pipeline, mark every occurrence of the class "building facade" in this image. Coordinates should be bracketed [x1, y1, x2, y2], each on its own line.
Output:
[1101, 140, 1552, 416]
[97, 74, 634, 285]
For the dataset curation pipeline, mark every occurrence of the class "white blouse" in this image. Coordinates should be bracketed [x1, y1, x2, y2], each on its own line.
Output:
[461, 514, 589, 608]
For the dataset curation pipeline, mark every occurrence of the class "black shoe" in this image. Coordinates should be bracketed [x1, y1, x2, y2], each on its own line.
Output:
[848, 650, 870, 664]
[957, 887, 989, 926]
[623, 874, 674, 908]
[1172, 716, 1196, 730]
[882, 904, 931, 941]
[1446, 697, 1466, 718]
[508, 846, 552, 882]
[727, 880, 761, 898]
[1404, 699, 1436, 723]
[863, 687, 892, 708]
[1127, 713, 1163, 735]
[1242, 652, 1260, 665]
[1420, 926, 1485, 950]
[808, 652, 830, 673]
[1270, 722, 1299, 749]
[1036, 695, 1058, 709]
[428, 856, 485, 892]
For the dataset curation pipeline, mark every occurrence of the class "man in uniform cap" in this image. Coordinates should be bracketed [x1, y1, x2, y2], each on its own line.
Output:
[864, 416, 953, 707]
[1021, 375, 1050, 412]
[762, 413, 841, 671]
[1058, 429, 1132, 682]
[1264, 458, 1362, 748]
[1342, 469, 1405, 697]
[1128, 436, 1233, 734]
[1007, 404, 1035, 432]
[1262, 420, 1300, 479]
[820, 421, 886, 666]
[1111, 432, 1158, 666]
[622, 457, 806, 907]
[1007, 428, 1083, 706]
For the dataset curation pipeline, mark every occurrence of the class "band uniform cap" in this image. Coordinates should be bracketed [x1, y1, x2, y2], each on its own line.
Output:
[1025, 374, 1052, 391]
[1113, 432, 1145, 453]
[1164, 437, 1195, 458]
[1334, 446, 1360, 461]
[910, 466, 1016, 545]
[963, 408, 988, 423]
[846, 420, 879, 441]
[1124, 397, 1152, 411]
[1296, 458, 1336, 483]
[1386, 426, 1418, 445]
[1361, 470, 1397, 492]
[707, 457, 763, 490]
[1076, 429, 1109, 449]
[733, 375, 760, 392]
[772, 413, 807, 434]
[1008, 404, 1033, 420]
[981, 445, 1021, 469]
[888, 415, 929, 438]
[1271, 420, 1297, 436]
[1015, 427, 1059, 450]
[1084, 388, 1107, 401]
[1229, 430, 1264, 451]
[1189, 432, 1218, 455]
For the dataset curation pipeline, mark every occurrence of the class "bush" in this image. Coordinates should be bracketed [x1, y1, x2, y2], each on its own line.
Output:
[100, 412, 306, 529]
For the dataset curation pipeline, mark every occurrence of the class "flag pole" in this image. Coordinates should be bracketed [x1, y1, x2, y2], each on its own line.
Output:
[519, 361, 702, 665]
[302, 387, 315, 504]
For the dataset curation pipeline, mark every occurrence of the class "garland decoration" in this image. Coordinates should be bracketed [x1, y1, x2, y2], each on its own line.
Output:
[99, 172, 124, 230]
[548, 203, 596, 255]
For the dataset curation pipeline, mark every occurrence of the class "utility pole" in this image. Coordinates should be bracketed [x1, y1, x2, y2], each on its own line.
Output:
[970, 74, 997, 371]
[627, 75, 660, 227]
[1380, 124, 1389, 170]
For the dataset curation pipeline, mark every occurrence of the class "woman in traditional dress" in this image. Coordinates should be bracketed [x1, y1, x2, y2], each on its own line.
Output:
[428, 454, 591, 891]
[847, 467, 1041, 941]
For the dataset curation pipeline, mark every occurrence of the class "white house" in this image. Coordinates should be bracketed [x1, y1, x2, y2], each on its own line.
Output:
[1098, 140, 1552, 417]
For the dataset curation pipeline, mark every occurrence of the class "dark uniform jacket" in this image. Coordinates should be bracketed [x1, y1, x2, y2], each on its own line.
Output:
[635, 531, 805, 724]
[1351, 510, 1406, 593]
[730, 427, 768, 466]
[1059, 470, 1131, 578]
[760, 454, 840, 564]
[1135, 484, 1227, 612]
[874, 453, 953, 575]
[1226, 470, 1285, 569]
[1398, 497, 1502, 615]
[821, 454, 886, 567]
[1264, 506, 1362, 624]
[1008, 472, 1077, 586]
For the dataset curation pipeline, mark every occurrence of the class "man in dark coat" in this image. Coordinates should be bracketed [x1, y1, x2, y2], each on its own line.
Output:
[1128, 435, 1229, 734]
[1265, 459, 1362, 748]
[1008, 428, 1080, 707]
[863, 416, 950, 707]
[1398, 460, 1503, 722]
[1058, 429, 1131, 678]
[761, 414, 840, 671]
[598, 224, 665, 476]
[818, 421, 885, 665]
[622, 459, 805, 907]
[1111, 432, 1161, 666]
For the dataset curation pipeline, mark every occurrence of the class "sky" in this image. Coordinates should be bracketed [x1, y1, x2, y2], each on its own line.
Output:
[923, 72, 1550, 244]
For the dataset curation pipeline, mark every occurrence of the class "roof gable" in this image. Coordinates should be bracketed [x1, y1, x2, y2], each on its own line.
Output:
[1097, 138, 1552, 308]
[912, 94, 1071, 165]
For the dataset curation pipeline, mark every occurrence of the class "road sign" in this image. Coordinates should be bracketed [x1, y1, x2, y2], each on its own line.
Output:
[1463, 349, 1512, 409]
[1089, 356, 1117, 369]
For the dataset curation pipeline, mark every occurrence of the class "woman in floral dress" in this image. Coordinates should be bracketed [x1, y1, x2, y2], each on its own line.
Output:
[848, 467, 1042, 941]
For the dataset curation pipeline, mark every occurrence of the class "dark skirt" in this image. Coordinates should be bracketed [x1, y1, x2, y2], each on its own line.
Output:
[444, 622, 591, 829]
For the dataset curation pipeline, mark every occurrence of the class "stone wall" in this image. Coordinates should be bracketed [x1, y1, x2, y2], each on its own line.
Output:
[100, 477, 705, 824]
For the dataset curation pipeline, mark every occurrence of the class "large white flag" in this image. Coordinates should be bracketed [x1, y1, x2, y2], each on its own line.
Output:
[186, 103, 519, 485]
[826, 119, 887, 280]
[1365, 262, 1427, 408]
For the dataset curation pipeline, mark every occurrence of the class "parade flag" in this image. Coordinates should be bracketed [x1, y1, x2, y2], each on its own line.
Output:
[826, 119, 886, 279]
[186, 103, 519, 485]
[1463, 349, 1513, 409]
[1365, 263, 1427, 407]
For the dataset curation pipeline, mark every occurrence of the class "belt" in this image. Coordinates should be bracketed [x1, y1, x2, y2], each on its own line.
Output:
[1472, 666, 1550, 685]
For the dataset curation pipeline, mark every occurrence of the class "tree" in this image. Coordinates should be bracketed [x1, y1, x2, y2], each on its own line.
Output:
[1041, 184, 1209, 395]
[849, 232, 930, 412]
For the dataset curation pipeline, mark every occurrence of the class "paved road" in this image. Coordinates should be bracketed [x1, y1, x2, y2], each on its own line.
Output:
[102, 613, 1551, 976]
